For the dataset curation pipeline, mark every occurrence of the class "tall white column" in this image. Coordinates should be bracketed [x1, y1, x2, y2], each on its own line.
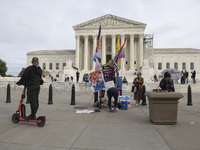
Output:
[139, 34, 144, 68]
[102, 35, 106, 64]
[84, 35, 89, 70]
[130, 34, 135, 70]
[92, 35, 97, 70]
[75, 35, 80, 69]
[120, 34, 125, 71]
[111, 34, 116, 57]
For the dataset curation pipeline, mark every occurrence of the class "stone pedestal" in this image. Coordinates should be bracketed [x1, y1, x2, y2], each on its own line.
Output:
[145, 92, 183, 125]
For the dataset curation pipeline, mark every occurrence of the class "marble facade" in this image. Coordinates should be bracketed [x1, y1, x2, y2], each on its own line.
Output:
[73, 14, 146, 72]
[26, 14, 200, 82]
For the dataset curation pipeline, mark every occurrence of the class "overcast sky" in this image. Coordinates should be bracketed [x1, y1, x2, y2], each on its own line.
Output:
[0, 0, 200, 76]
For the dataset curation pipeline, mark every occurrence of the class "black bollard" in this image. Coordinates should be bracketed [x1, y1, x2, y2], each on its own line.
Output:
[94, 92, 98, 103]
[187, 85, 192, 106]
[48, 84, 53, 104]
[70, 84, 76, 105]
[142, 85, 147, 106]
[6, 84, 11, 103]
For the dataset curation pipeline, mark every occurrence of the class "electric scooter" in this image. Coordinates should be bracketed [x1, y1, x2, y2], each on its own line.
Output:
[12, 87, 46, 127]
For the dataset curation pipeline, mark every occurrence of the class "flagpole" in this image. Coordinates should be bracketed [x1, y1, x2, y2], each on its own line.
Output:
[121, 58, 123, 77]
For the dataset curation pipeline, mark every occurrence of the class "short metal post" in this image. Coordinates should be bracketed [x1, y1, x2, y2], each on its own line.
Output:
[142, 85, 147, 106]
[48, 84, 53, 104]
[6, 84, 11, 103]
[70, 84, 76, 105]
[187, 85, 192, 106]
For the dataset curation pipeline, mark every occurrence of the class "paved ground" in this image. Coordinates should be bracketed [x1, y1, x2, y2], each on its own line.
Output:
[0, 86, 200, 150]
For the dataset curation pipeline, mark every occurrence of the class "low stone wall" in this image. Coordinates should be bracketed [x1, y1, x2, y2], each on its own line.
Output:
[0, 77, 199, 93]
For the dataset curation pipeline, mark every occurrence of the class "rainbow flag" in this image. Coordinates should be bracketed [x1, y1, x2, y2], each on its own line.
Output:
[118, 41, 126, 59]
[115, 39, 126, 63]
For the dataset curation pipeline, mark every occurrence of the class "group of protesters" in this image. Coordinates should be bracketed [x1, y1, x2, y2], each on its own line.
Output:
[181, 70, 196, 84]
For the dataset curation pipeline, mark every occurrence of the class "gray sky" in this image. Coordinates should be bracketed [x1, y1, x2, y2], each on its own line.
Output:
[0, 0, 200, 76]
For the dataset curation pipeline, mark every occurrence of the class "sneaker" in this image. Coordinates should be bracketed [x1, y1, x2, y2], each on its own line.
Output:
[25, 115, 36, 120]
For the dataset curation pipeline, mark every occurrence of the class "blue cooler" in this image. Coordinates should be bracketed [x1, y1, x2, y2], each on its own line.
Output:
[121, 101, 128, 110]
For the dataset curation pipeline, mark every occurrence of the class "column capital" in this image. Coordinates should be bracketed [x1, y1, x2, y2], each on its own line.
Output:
[139, 34, 144, 38]
[130, 34, 135, 39]
[84, 35, 89, 39]
[92, 35, 97, 39]
[101, 34, 106, 38]
[111, 34, 116, 38]
[75, 35, 80, 39]
[120, 34, 125, 38]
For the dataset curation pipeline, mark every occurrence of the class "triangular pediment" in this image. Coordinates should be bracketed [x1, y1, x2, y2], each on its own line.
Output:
[73, 14, 146, 30]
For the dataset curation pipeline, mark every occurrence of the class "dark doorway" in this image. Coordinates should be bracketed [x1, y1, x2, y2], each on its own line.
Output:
[106, 55, 112, 63]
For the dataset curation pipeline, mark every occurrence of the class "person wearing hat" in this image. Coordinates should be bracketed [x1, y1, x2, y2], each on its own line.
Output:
[17, 57, 44, 120]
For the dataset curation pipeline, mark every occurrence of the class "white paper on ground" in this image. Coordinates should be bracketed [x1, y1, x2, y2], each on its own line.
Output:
[76, 109, 94, 114]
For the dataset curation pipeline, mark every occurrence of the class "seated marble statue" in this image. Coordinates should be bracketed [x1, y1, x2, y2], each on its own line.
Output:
[160, 72, 175, 92]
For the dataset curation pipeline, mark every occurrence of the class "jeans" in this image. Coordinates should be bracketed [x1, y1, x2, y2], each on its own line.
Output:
[185, 77, 188, 83]
[27, 85, 40, 116]
[193, 78, 196, 84]
[107, 88, 118, 108]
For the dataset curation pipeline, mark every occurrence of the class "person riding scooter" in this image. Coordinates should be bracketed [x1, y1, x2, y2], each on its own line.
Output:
[17, 57, 44, 120]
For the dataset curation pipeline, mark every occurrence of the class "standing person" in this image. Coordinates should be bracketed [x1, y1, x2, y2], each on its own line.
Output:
[85, 74, 89, 83]
[16, 57, 43, 120]
[185, 70, 188, 83]
[133, 72, 144, 106]
[83, 74, 86, 82]
[154, 74, 158, 82]
[191, 70, 196, 84]
[51, 76, 53, 82]
[107, 87, 120, 113]
[181, 70, 185, 84]
[71, 76, 73, 82]
[76, 71, 80, 83]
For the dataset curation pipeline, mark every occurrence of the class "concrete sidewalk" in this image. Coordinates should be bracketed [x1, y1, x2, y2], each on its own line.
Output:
[0, 88, 200, 150]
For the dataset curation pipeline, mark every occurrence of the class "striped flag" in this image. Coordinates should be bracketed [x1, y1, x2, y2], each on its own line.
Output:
[93, 25, 101, 69]
[115, 39, 127, 64]
[118, 41, 126, 59]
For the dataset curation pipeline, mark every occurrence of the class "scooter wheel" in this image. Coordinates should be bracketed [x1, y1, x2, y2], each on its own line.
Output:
[12, 113, 19, 123]
[37, 117, 46, 127]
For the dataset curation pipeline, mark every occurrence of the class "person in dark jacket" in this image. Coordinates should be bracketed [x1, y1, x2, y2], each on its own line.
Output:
[191, 70, 196, 84]
[17, 57, 44, 120]
[76, 71, 80, 83]
[160, 72, 174, 92]
[107, 87, 120, 113]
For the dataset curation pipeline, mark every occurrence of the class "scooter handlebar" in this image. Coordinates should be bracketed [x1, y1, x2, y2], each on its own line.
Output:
[21, 87, 26, 99]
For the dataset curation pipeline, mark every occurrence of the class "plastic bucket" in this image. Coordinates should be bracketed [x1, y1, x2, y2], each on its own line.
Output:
[121, 101, 128, 110]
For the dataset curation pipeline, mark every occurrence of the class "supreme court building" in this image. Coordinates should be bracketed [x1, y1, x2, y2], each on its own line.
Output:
[27, 14, 200, 82]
